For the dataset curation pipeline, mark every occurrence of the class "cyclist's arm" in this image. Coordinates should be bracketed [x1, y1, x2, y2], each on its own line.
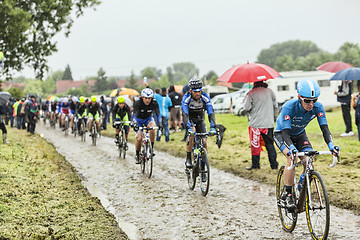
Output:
[181, 97, 191, 129]
[126, 105, 132, 120]
[202, 93, 216, 128]
[281, 128, 296, 151]
[153, 101, 161, 125]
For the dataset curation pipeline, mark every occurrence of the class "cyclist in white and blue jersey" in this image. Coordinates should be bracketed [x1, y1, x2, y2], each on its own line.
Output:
[274, 78, 340, 211]
[182, 77, 216, 172]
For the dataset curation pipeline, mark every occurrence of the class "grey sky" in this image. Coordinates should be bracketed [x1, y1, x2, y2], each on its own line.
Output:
[19, 0, 360, 80]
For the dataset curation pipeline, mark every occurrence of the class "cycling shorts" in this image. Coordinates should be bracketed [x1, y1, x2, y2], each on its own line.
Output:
[88, 112, 100, 121]
[189, 116, 207, 134]
[274, 130, 313, 153]
[62, 108, 70, 115]
[115, 113, 130, 126]
[133, 116, 155, 134]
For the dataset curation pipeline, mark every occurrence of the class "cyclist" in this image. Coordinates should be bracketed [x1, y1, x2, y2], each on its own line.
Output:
[60, 97, 70, 130]
[112, 96, 132, 145]
[87, 96, 102, 137]
[132, 88, 161, 164]
[181, 77, 216, 181]
[69, 96, 78, 133]
[0, 47, 4, 73]
[274, 78, 340, 211]
[76, 96, 88, 135]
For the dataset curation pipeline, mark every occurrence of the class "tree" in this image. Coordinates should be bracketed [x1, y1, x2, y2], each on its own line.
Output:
[93, 67, 108, 93]
[140, 67, 157, 80]
[166, 66, 174, 84]
[0, 0, 100, 80]
[24, 79, 44, 96]
[62, 64, 73, 80]
[257, 40, 322, 69]
[125, 70, 138, 89]
[108, 77, 118, 90]
[6, 86, 24, 99]
[335, 42, 360, 67]
[202, 70, 218, 85]
[149, 74, 170, 90]
[172, 62, 199, 83]
[51, 70, 65, 82]
[42, 76, 56, 95]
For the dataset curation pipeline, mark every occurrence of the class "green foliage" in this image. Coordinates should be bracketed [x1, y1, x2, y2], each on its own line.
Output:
[141, 67, 162, 80]
[62, 64, 73, 80]
[334, 42, 360, 67]
[42, 76, 56, 95]
[0, 0, 100, 80]
[93, 67, 109, 93]
[149, 74, 170, 89]
[108, 77, 118, 89]
[171, 62, 199, 83]
[125, 70, 138, 90]
[202, 70, 218, 85]
[66, 83, 89, 97]
[24, 79, 44, 96]
[11, 76, 26, 83]
[51, 70, 65, 82]
[166, 66, 175, 84]
[6, 86, 24, 99]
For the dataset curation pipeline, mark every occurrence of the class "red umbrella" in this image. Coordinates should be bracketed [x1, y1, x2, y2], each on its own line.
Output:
[217, 63, 281, 83]
[316, 61, 352, 73]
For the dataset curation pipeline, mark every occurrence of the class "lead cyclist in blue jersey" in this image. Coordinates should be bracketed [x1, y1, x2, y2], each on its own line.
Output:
[274, 78, 340, 211]
[182, 77, 216, 170]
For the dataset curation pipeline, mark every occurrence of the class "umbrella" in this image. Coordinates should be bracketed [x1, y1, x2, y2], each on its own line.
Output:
[316, 61, 352, 73]
[174, 85, 183, 93]
[217, 63, 281, 83]
[118, 88, 139, 96]
[47, 95, 60, 101]
[0, 91, 11, 106]
[329, 67, 360, 81]
[109, 89, 118, 97]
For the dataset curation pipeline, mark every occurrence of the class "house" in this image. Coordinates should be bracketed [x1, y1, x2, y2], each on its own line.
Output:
[56, 79, 96, 94]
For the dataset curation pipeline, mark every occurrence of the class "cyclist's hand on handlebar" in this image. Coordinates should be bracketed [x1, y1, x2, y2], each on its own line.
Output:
[331, 145, 340, 157]
[133, 123, 139, 131]
[287, 147, 298, 159]
[208, 128, 216, 136]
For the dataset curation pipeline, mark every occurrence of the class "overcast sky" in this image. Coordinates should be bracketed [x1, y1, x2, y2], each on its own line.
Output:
[18, 0, 360, 80]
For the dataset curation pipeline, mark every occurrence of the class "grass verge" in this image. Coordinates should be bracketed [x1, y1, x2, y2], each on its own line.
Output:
[0, 127, 128, 239]
[103, 107, 360, 215]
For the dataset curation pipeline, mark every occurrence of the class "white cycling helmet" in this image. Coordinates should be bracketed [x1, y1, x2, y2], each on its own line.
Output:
[72, 96, 78, 102]
[63, 98, 69, 103]
[141, 88, 154, 98]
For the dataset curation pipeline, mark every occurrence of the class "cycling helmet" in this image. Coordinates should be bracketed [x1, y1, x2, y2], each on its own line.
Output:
[79, 96, 85, 103]
[297, 79, 320, 98]
[188, 77, 203, 91]
[63, 98, 69, 103]
[72, 96, 78, 102]
[91, 96, 97, 102]
[118, 96, 125, 103]
[141, 88, 154, 98]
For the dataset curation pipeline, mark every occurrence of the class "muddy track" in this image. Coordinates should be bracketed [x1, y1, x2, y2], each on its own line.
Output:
[36, 123, 360, 240]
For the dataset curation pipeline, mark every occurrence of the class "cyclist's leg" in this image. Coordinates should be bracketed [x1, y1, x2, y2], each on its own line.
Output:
[88, 113, 94, 132]
[123, 114, 130, 141]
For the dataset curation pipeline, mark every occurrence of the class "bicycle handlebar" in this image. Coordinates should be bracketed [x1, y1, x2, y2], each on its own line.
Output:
[114, 120, 132, 125]
[138, 126, 158, 130]
[287, 150, 340, 170]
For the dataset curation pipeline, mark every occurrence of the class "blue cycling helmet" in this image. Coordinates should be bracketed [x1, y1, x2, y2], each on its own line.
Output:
[297, 79, 320, 98]
[141, 88, 154, 98]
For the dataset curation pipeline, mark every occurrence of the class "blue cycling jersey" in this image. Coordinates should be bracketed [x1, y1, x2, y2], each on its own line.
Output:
[275, 99, 328, 136]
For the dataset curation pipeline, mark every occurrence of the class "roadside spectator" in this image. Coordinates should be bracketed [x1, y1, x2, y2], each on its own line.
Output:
[0, 47, 4, 73]
[154, 87, 172, 142]
[27, 95, 39, 134]
[4, 100, 11, 126]
[100, 95, 108, 130]
[168, 85, 182, 132]
[244, 81, 278, 170]
[353, 80, 360, 141]
[335, 80, 354, 136]
[0, 104, 9, 143]
[18, 97, 26, 129]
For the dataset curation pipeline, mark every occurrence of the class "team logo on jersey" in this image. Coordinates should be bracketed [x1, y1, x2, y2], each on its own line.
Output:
[303, 140, 310, 145]
[318, 112, 323, 117]
[285, 115, 290, 120]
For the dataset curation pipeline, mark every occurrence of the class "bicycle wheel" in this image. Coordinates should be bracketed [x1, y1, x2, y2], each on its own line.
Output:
[144, 140, 153, 178]
[80, 122, 85, 142]
[305, 171, 330, 240]
[199, 149, 210, 196]
[121, 129, 127, 159]
[92, 125, 96, 146]
[140, 147, 145, 174]
[276, 165, 298, 232]
[64, 119, 69, 136]
[118, 132, 124, 158]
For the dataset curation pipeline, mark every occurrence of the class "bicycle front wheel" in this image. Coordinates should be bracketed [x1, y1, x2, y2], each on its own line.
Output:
[92, 126, 96, 146]
[276, 165, 298, 232]
[199, 149, 210, 196]
[118, 132, 124, 158]
[121, 130, 127, 159]
[305, 171, 330, 240]
[64, 120, 69, 136]
[144, 141, 153, 178]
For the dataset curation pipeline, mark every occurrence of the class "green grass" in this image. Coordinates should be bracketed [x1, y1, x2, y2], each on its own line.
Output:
[0, 128, 128, 239]
[104, 107, 360, 215]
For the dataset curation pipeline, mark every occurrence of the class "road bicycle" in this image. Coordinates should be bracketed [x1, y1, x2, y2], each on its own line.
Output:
[114, 120, 131, 159]
[138, 126, 158, 178]
[72, 115, 78, 137]
[50, 113, 57, 129]
[78, 116, 87, 142]
[63, 114, 69, 136]
[185, 131, 217, 196]
[276, 150, 340, 239]
[91, 121, 98, 146]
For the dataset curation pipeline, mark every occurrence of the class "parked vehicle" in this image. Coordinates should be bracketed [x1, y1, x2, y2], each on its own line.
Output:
[231, 88, 250, 116]
[202, 85, 229, 99]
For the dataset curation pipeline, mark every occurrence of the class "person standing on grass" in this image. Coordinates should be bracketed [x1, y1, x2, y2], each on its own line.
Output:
[335, 80, 354, 137]
[0, 103, 9, 143]
[168, 85, 182, 132]
[353, 80, 360, 141]
[27, 95, 39, 134]
[154, 87, 172, 142]
[244, 81, 278, 170]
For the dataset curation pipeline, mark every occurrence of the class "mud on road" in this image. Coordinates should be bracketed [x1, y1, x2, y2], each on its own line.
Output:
[36, 123, 360, 240]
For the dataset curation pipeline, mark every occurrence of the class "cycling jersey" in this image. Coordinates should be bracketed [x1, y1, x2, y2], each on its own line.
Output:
[133, 98, 160, 121]
[181, 91, 216, 129]
[87, 102, 102, 116]
[112, 103, 132, 121]
[76, 103, 87, 117]
[60, 102, 70, 115]
[69, 101, 77, 115]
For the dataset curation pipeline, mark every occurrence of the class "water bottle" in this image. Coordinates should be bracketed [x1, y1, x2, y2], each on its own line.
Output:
[298, 173, 305, 191]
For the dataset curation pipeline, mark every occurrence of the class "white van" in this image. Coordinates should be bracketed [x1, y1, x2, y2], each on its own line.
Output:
[231, 88, 250, 116]
[202, 85, 229, 99]
[212, 93, 232, 113]
[267, 71, 339, 108]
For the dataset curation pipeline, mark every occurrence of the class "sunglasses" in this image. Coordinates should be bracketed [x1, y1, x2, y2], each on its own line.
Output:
[300, 97, 318, 104]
